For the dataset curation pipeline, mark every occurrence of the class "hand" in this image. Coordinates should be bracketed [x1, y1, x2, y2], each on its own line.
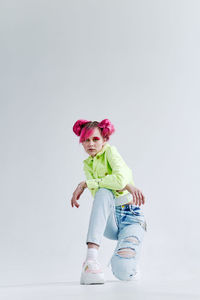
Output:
[71, 181, 87, 208]
[116, 184, 145, 206]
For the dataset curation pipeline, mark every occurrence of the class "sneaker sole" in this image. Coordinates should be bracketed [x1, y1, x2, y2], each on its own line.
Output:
[80, 272, 105, 285]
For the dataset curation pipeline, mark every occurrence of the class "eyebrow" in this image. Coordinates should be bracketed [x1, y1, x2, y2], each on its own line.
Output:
[87, 136, 100, 139]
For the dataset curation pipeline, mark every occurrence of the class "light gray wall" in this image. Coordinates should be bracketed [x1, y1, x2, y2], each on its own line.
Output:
[0, 0, 199, 285]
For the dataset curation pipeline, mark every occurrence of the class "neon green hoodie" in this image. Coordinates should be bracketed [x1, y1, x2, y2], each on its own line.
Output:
[83, 142, 135, 205]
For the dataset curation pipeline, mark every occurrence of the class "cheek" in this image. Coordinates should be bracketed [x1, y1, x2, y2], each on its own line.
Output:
[97, 142, 102, 148]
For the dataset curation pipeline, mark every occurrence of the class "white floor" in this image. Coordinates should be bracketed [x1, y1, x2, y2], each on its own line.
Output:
[0, 275, 199, 300]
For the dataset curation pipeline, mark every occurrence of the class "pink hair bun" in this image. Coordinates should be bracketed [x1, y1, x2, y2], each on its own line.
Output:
[98, 119, 115, 138]
[72, 119, 91, 136]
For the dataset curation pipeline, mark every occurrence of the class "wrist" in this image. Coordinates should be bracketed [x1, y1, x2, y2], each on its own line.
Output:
[126, 184, 133, 193]
[81, 181, 87, 189]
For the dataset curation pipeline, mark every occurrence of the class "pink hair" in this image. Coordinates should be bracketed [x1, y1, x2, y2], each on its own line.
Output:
[72, 119, 115, 144]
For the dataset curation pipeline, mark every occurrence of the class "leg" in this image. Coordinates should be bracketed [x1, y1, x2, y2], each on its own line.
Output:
[81, 188, 116, 285]
[110, 222, 145, 281]
[87, 242, 99, 249]
[86, 188, 117, 247]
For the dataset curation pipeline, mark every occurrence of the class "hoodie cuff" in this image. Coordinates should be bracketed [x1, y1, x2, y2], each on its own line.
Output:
[86, 178, 103, 189]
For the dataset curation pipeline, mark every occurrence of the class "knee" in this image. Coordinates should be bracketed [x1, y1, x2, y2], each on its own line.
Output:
[111, 236, 141, 281]
[96, 187, 113, 194]
[111, 255, 137, 281]
[95, 188, 113, 199]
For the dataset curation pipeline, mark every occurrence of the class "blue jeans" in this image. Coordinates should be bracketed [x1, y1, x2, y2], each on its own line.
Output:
[86, 188, 147, 281]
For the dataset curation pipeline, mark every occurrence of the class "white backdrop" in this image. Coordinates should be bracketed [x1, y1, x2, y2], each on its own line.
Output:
[0, 0, 200, 285]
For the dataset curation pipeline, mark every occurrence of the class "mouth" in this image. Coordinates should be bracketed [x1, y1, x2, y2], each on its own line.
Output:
[89, 149, 95, 151]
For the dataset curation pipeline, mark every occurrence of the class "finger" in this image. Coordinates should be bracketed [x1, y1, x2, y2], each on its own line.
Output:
[75, 195, 80, 207]
[72, 193, 79, 208]
[140, 192, 143, 204]
[74, 199, 79, 208]
[141, 196, 144, 205]
[132, 193, 136, 204]
[139, 192, 143, 206]
[134, 192, 138, 205]
[71, 192, 77, 207]
[138, 195, 141, 206]
[77, 190, 83, 200]
[137, 194, 140, 206]
[72, 199, 75, 208]
[142, 194, 145, 205]
[139, 191, 143, 201]
[135, 195, 138, 204]
[138, 191, 142, 203]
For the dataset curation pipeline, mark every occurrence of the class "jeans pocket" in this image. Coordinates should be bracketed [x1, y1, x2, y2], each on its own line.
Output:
[128, 205, 147, 232]
[129, 205, 142, 216]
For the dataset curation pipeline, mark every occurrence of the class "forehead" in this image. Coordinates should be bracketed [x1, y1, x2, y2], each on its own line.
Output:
[89, 127, 101, 138]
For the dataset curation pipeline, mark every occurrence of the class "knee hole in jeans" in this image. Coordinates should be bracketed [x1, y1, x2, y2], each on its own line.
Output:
[125, 236, 140, 244]
[116, 236, 140, 258]
[117, 247, 136, 258]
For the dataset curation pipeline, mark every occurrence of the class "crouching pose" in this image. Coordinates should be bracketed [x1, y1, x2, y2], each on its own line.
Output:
[71, 119, 147, 284]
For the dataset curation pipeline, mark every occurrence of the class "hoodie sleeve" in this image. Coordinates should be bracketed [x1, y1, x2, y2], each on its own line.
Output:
[85, 146, 133, 191]
[83, 163, 97, 197]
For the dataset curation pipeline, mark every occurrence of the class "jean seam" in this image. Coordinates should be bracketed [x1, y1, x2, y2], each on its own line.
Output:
[113, 204, 119, 228]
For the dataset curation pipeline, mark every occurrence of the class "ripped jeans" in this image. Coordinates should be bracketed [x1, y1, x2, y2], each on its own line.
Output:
[86, 188, 147, 281]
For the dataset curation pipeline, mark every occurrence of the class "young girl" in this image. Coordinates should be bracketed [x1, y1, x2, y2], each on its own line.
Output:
[71, 119, 147, 285]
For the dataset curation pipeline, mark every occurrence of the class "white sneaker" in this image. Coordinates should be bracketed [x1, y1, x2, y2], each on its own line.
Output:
[80, 259, 105, 285]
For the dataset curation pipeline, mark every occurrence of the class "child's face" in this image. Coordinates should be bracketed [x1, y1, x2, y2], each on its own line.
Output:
[82, 127, 107, 157]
